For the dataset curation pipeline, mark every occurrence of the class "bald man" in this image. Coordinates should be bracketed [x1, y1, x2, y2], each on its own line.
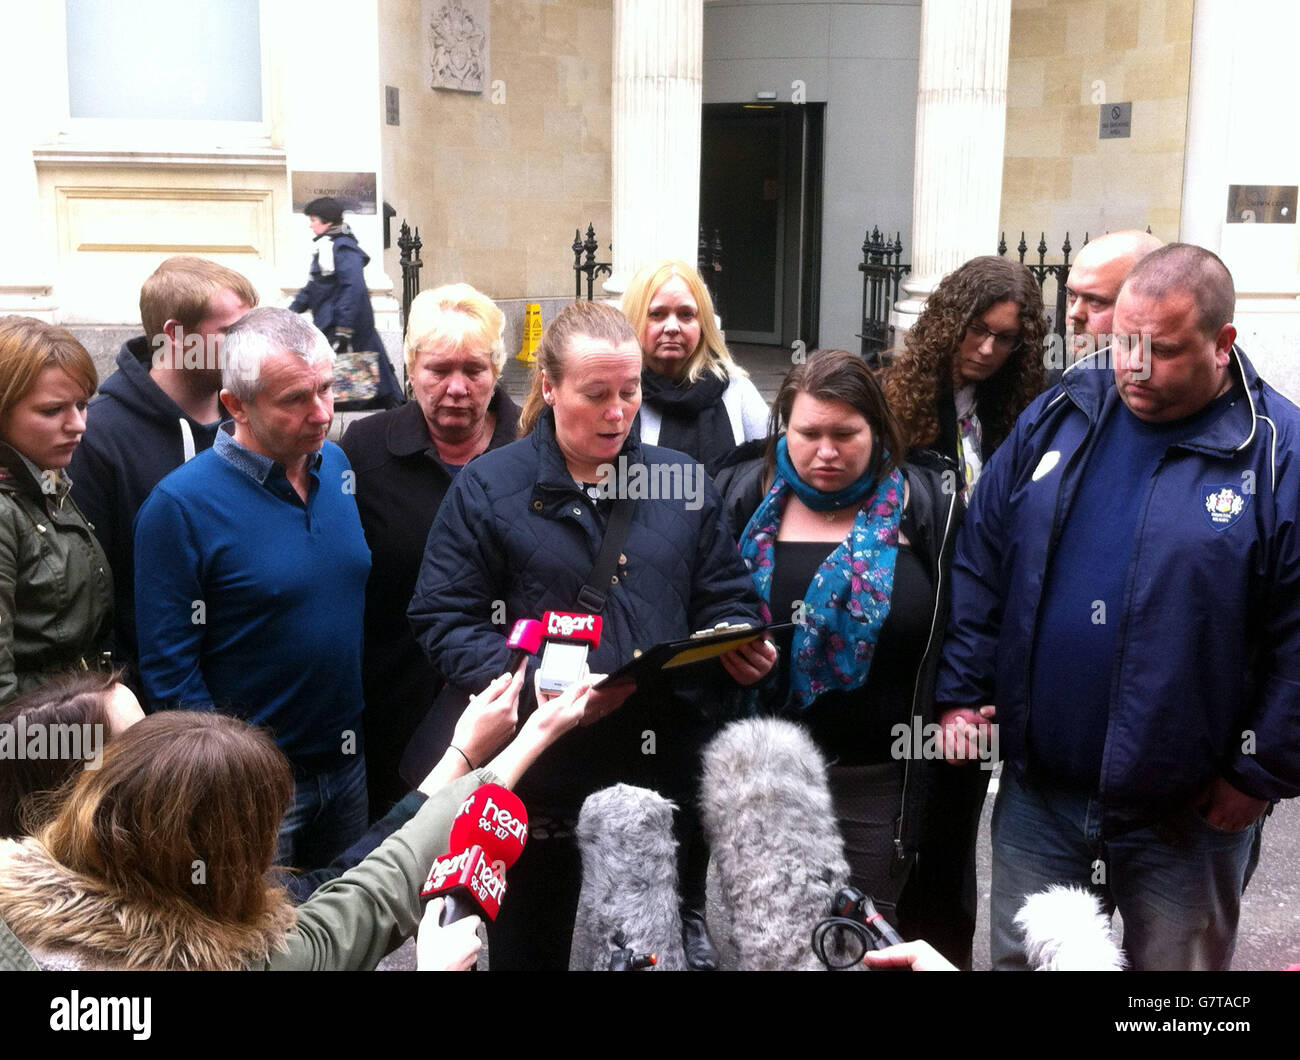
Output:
[1064, 229, 1163, 360]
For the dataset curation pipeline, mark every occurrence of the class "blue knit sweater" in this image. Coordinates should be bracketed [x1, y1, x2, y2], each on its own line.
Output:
[134, 429, 370, 772]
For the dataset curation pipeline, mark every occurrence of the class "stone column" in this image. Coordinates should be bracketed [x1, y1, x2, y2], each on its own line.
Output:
[1181, 0, 1300, 402]
[892, 0, 1012, 329]
[603, 0, 703, 296]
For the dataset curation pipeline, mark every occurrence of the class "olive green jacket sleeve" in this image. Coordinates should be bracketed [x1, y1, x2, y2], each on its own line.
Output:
[0, 447, 113, 706]
[0, 494, 22, 706]
[263, 768, 502, 971]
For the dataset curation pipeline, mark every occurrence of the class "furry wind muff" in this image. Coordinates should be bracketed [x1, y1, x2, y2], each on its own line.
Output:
[569, 784, 687, 971]
[1014, 885, 1126, 971]
[700, 718, 850, 971]
[0, 838, 295, 971]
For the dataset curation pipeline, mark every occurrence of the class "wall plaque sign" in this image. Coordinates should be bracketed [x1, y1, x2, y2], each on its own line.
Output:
[1226, 185, 1297, 223]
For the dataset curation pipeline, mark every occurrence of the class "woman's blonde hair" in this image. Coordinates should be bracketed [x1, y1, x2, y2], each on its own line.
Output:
[0, 316, 98, 425]
[620, 259, 747, 385]
[404, 283, 507, 377]
[517, 301, 639, 436]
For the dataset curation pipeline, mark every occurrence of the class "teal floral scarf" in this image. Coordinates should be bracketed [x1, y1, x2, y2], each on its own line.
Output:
[739, 440, 902, 710]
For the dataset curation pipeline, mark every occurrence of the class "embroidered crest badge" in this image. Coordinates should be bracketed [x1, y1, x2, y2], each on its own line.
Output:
[1202, 484, 1248, 531]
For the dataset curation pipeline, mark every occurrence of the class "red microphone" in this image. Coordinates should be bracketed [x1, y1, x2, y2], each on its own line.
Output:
[505, 618, 545, 673]
[422, 785, 529, 927]
[537, 611, 602, 696]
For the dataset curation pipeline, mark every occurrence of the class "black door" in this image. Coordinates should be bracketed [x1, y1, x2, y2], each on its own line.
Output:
[700, 102, 823, 348]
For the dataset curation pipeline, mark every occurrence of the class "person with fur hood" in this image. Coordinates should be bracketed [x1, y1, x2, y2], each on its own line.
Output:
[0, 671, 590, 971]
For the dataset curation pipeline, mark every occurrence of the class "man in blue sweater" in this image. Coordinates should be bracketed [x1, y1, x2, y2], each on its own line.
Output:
[937, 245, 1300, 970]
[70, 256, 256, 682]
[135, 307, 372, 871]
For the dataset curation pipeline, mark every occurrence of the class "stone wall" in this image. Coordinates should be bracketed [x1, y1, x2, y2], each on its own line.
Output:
[1000, 0, 1194, 247]
[378, 0, 613, 302]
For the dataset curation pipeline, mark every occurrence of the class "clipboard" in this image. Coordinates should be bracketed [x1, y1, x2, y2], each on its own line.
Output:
[596, 622, 793, 686]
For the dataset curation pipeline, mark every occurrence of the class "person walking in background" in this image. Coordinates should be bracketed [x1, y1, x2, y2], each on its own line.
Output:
[290, 196, 403, 409]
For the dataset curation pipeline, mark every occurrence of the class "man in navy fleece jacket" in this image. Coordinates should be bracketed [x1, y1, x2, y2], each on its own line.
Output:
[134, 307, 371, 872]
[70, 256, 256, 681]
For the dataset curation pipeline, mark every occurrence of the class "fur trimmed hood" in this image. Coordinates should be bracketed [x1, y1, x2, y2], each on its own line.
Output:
[0, 838, 296, 971]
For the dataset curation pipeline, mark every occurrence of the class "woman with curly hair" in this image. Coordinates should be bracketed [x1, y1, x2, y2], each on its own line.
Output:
[884, 255, 1047, 497]
[881, 257, 1047, 969]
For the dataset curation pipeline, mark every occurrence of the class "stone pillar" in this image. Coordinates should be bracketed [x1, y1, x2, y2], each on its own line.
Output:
[892, 0, 1012, 329]
[604, 0, 703, 296]
[1181, 0, 1300, 402]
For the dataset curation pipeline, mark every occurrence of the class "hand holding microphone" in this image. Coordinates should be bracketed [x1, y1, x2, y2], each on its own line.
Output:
[421, 784, 530, 931]
[488, 678, 593, 787]
[439, 620, 543, 782]
[417, 898, 482, 971]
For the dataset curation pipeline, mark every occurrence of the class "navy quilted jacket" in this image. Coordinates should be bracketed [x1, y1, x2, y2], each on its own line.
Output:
[409, 411, 764, 809]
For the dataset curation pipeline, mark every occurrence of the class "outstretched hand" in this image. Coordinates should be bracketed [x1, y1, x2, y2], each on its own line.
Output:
[524, 677, 593, 742]
[487, 679, 593, 788]
[451, 667, 525, 767]
[863, 939, 956, 971]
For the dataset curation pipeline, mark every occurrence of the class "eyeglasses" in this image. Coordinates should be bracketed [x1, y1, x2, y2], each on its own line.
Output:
[965, 320, 1023, 352]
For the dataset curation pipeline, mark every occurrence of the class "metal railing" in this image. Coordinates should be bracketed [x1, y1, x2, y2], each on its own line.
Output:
[858, 227, 910, 366]
[857, 227, 1159, 358]
[397, 220, 423, 331]
[572, 224, 612, 301]
[998, 231, 1074, 343]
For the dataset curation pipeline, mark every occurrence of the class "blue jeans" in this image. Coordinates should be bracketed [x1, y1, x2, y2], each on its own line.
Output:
[991, 768, 1261, 971]
[276, 755, 369, 873]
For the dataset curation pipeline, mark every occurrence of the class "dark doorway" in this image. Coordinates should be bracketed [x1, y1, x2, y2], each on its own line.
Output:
[700, 102, 823, 348]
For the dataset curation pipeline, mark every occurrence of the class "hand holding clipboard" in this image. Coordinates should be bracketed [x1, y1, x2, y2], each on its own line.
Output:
[594, 622, 788, 688]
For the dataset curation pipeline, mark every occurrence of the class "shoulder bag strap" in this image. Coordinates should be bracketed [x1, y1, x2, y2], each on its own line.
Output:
[575, 497, 635, 614]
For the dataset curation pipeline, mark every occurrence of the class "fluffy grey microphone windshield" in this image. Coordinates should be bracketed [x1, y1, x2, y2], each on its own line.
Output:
[1015, 885, 1126, 971]
[701, 717, 849, 971]
[569, 784, 687, 971]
